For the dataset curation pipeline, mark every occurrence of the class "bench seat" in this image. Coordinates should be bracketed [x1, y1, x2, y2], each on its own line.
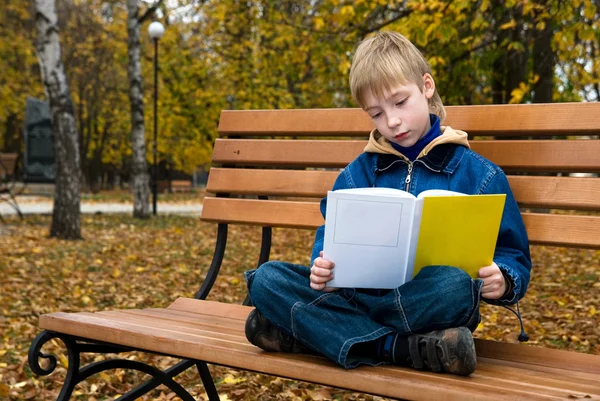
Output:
[38, 297, 600, 401]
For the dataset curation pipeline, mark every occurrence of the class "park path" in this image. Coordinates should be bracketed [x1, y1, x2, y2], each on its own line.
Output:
[0, 196, 203, 216]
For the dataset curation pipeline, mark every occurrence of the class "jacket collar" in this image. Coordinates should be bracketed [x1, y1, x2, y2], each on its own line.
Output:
[368, 125, 469, 175]
[375, 142, 467, 174]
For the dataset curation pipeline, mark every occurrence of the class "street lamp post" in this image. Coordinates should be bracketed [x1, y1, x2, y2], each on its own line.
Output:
[148, 21, 164, 216]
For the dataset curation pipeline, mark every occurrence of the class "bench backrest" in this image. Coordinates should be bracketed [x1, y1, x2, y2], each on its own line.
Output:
[202, 103, 600, 249]
[0, 153, 17, 179]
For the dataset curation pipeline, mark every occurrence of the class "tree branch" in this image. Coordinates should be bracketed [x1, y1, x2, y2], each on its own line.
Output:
[450, 38, 496, 64]
[357, 9, 411, 37]
[138, 0, 164, 23]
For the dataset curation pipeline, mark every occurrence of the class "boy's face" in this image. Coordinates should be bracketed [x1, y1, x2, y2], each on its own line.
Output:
[363, 74, 436, 148]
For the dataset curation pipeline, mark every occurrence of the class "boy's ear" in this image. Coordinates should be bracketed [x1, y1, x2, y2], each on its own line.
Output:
[423, 73, 435, 99]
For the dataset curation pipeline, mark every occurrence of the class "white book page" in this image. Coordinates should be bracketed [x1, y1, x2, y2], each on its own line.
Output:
[323, 190, 416, 289]
[334, 187, 416, 198]
[417, 189, 465, 199]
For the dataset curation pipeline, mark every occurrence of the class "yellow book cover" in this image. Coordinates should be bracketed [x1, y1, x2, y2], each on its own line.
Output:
[413, 194, 506, 279]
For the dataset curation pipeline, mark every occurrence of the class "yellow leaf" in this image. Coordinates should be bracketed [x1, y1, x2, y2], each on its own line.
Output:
[73, 286, 82, 298]
[32, 247, 42, 254]
[112, 268, 121, 278]
[509, 82, 528, 104]
[59, 353, 69, 368]
[81, 295, 91, 304]
[314, 17, 324, 31]
[99, 372, 112, 383]
[220, 375, 246, 385]
[589, 306, 597, 316]
[583, 4, 596, 19]
[499, 19, 516, 30]
[340, 5, 355, 17]
[135, 267, 146, 273]
[0, 383, 8, 397]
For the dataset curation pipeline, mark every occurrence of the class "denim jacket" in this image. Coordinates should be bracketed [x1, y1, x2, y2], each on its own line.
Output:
[311, 125, 532, 306]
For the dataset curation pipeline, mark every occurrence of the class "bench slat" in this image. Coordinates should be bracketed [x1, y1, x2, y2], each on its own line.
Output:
[202, 197, 323, 230]
[171, 299, 600, 377]
[201, 197, 600, 248]
[37, 300, 600, 400]
[90, 310, 247, 339]
[218, 103, 600, 137]
[508, 176, 600, 210]
[207, 168, 600, 210]
[476, 339, 600, 376]
[207, 168, 336, 198]
[212, 139, 600, 172]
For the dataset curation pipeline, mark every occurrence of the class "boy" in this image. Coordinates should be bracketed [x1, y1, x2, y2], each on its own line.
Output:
[244, 31, 531, 376]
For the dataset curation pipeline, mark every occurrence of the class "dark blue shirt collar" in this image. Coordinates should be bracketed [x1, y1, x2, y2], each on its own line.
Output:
[391, 114, 441, 161]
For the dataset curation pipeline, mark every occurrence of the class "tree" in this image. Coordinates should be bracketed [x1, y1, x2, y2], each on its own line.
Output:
[0, 1, 44, 154]
[34, 0, 81, 239]
[126, 0, 163, 218]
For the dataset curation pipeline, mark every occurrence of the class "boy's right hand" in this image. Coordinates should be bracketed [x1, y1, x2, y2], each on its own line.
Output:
[310, 251, 336, 292]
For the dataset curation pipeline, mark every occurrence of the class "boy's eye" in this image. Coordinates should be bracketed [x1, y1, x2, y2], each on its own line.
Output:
[370, 112, 382, 119]
[396, 99, 406, 106]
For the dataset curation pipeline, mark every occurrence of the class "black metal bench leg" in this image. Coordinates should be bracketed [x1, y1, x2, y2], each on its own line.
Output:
[116, 359, 196, 400]
[29, 330, 202, 401]
[29, 331, 79, 401]
[196, 361, 220, 401]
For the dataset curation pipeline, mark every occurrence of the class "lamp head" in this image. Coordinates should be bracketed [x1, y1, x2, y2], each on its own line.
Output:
[148, 21, 165, 40]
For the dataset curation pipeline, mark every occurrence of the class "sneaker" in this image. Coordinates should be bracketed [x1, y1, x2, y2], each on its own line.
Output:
[408, 327, 477, 376]
[245, 308, 314, 354]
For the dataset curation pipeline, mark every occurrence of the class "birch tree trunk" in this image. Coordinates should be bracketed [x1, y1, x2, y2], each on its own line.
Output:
[127, 0, 150, 218]
[34, 0, 82, 239]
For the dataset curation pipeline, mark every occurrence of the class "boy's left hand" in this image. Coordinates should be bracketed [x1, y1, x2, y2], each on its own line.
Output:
[478, 262, 506, 300]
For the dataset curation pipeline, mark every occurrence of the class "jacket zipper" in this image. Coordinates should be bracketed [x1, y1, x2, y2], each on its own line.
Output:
[376, 157, 442, 192]
[405, 163, 413, 191]
[405, 160, 442, 192]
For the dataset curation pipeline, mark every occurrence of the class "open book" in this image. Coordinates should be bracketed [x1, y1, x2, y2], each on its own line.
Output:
[323, 188, 506, 289]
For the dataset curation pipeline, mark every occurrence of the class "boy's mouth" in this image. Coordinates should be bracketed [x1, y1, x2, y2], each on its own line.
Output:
[395, 132, 409, 140]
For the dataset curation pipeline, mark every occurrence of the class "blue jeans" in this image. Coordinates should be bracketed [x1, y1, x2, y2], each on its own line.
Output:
[245, 262, 483, 368]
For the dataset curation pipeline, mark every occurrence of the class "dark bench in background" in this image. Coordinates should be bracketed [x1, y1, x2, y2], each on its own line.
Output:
[0, 152, 23, 220]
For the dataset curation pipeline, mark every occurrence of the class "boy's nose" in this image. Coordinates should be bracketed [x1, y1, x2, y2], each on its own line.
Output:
[387, 115, 401, 128]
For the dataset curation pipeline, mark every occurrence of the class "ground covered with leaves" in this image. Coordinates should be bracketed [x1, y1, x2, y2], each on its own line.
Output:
[0, 212, 598, 400]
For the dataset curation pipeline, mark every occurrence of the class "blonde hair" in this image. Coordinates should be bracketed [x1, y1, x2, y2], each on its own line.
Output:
[349, 31, 446, 121]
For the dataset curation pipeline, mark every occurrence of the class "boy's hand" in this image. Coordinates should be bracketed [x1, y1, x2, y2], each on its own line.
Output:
[310, 251, 336, 292]
[478, 262, 506, 300]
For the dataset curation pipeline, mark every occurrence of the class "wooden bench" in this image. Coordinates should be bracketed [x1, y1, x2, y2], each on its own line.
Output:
[157, 179, 193, 193]
[29, 103, 600, 400]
